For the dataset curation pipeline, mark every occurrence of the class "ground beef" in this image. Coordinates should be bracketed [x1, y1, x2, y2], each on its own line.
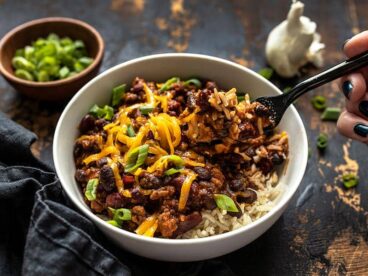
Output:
[238, 122, 257, 139]
[131, 188, 147, 204]
[150, 186, 175, 200]
[106, 192, 124, 208]
[210, 167, 225, 189]
[257, 158, 273, 174]
[131, 206, 147, 224]
[186, 91, 197, 111]
[254, 104, 271, 117]
[196, 89, 212, 112]
[158, 210, 178, 238]
[168, 99, 181, 115]
[124, 92, 139, 104]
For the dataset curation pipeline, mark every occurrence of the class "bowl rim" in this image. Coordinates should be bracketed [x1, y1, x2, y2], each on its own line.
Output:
[54, 53, 308, 245]
[0, 17, 104, 87]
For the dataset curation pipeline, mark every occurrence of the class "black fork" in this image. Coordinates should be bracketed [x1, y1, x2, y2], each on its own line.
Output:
[255, 50, 368, 127]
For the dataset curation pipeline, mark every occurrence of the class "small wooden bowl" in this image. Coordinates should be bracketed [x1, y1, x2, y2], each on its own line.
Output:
[0, 17, 104, 101]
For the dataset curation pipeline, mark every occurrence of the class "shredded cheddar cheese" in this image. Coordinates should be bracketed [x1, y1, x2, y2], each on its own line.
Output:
[178, 170, 197, 211]
[135, 214, 158, 236]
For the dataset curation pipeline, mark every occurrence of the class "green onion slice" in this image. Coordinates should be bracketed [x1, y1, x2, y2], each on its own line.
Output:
[125, 144, 149, 173]
[126, 124, 136, 137]
[321, 107, 341, 121]
[111, 84, 126, 106]
[59, 66, 70, 79]
[237, 95, 245, 102]
[283, 87, 292, 94]
[89, 104, 114, 120]
[342, 173, 359, 189]
[165, 155, 184, 167]
[12, 56, 36, 71]
[213, 194, 239, 212]
[85, 178, 99, 201]
[109, 207, 132, 224]
[316, 133, 328, 150]
[164, 168, 183, 176]
[311, 95, 327, 111]
[15, 69, 34, 81]
[258, 68, 273, 80]
[107, 220, 120, 227]
[139, 105, 154, 115]
[184, 78, 202, 88]
[159, 77, 180, 92]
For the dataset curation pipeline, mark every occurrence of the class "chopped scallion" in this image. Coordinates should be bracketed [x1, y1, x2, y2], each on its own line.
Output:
[184, 78, 202, 88]
[85, 178, 99, 201]
[125, 144, 149, 173]
[214, 194, 238, 212]
[159, 77, 180, 92]
[107, 220, 120, 227]
[258, 67, 273, 80]
[89, 104, 114, 120]
[164, 168, 183, 176]
[126, 124, 136, 137]
[316, 133, 328, 150]
[321, 107, 341, 121]
[311, 95, 327, 111]
[109, 207, 132, 224]
[139, 105, 154, 115]
[111, 84, 126, 106]
[342, 173, 359, 189]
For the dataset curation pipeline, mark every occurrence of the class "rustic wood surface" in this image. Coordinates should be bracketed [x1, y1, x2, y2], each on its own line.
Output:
[1, 0, 368, 275]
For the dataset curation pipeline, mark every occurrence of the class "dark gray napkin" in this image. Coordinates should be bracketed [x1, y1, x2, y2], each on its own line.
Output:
[0, 112, 236, 276]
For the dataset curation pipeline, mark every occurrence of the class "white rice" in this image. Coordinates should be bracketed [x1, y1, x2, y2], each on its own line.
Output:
[180, 171, 283, 239]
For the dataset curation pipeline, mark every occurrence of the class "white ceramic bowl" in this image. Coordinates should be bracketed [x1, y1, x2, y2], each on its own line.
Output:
[53, 53, 308, 262]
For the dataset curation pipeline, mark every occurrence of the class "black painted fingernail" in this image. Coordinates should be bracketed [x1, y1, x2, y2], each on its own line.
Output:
[342, 39, 350, 50]
[359, 101, 368, 118]
[342, 81, 353, 99]
[354, 124, 368, 137]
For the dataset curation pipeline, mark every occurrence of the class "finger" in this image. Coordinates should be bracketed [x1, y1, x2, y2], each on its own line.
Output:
[340, 72, 366, 103]
[337, 110, 368, 143]
[343, 31, 368, 57]
[343, 31, 368, 78]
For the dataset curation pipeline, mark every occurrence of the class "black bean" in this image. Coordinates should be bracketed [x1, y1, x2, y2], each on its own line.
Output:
[229, 178, 244, 191]
[96, 157, 108, 168]
[271, 153, 284, 165]
[75, 169, 88, 183]
[99, 165, 116, 192]
[139, 172, 162, 189]
[193, 167, 212, 180]
[95, 119, 109, 130]
[79, 114, 95, 134]
[132, 83, 143, 93]
[255, 104, 270, 117]
[205, 81, 217, 91]
[236, 189, 257, 204]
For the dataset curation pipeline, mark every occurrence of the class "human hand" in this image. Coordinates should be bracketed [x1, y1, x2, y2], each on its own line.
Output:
[337, 31, 368, 143]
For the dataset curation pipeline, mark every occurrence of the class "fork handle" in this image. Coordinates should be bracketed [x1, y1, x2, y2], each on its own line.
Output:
[285, 50, 368, 104]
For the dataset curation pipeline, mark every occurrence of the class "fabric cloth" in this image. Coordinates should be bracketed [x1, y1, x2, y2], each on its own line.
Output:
[0, 112, 236, 276]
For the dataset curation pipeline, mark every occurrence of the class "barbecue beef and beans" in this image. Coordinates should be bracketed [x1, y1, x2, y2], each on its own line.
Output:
[73, 77, 288, 238]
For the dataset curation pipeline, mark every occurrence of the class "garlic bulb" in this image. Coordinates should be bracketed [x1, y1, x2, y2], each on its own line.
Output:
[265, 0, 325, 78]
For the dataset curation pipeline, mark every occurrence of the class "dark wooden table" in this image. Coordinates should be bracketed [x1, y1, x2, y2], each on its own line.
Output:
[1, 0, 368, 275]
